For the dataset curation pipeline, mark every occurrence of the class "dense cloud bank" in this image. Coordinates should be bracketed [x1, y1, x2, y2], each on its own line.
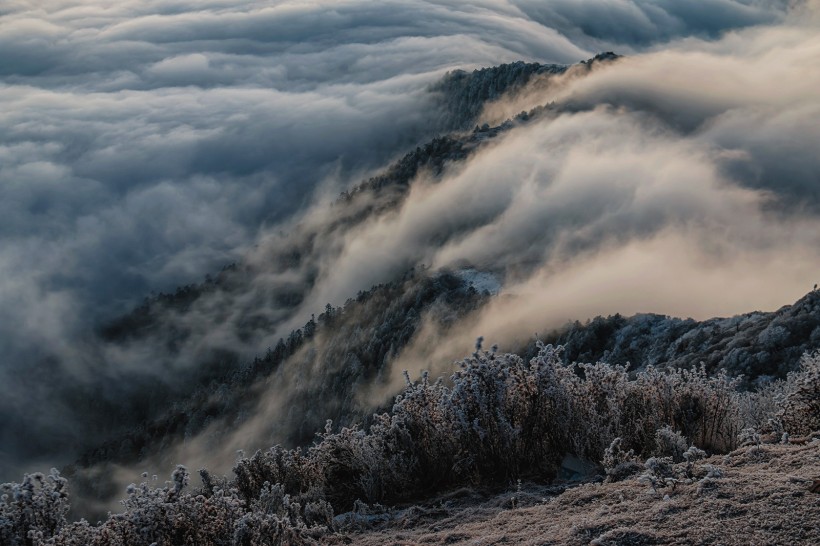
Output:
[0, 0, 566, 478]
[0, 0, 813, 483]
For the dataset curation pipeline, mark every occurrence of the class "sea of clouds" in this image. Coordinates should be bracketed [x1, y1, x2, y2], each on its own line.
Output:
[1, 0, 814, 488]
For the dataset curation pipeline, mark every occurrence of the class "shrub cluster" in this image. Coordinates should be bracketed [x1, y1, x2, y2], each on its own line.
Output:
[780, 351, 820, 436]
[3, 345, 818, 545]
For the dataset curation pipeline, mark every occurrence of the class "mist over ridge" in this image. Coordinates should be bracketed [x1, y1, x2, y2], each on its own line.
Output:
[2, 2, 820, 530]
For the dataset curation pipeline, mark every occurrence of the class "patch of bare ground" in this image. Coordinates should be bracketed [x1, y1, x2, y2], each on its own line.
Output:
[324, 441, 820, 545]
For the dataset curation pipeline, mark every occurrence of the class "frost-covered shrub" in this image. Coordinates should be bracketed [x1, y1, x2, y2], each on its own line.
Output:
[602, 438, 632, 471]
[556, 359, 745, 460]
[44, 466, 322, 545]
[444, 345, 573, 483]
[638, 457, 676, 491]
[233, 445, 318, 506]
[654, 427, 689, 462]
[561, 360, 632, 459]
[695, 464, 724, 497]
[302, 499, 334, 529]
[645, 366, 742, 453]
[0, 469, 69, 546]
[735, 379, 788, 435]
[230, 481, 322, 546]
[230, 342, 782, 510]
[682, 446, 706, 464]
[737, 427, 761, 450]
[387, 371, 457, 492]
[602, 438, 641, 482]
[55, 466, 246, 545]
[309, 423, 396, 508]
[9, 345, 816, 544]
[780, 351, 820, 435]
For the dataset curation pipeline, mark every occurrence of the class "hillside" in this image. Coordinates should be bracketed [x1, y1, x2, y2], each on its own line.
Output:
[75, 287, 820, 477]
[543, 290, 820, 384]
[3, 346, 819, 544]
[330, 441, 820, 546]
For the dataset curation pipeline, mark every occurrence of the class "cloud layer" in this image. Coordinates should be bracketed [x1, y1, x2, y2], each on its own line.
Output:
[0, 0, 810, 481]
[243, 7, 820, 407]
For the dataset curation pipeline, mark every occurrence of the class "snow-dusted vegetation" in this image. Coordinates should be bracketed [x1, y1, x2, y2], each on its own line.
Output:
[546, 291, 820, 384]
[3, 347, 818, 544]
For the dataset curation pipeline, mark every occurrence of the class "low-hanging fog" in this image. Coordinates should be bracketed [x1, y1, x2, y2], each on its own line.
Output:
[1, 0, 816, 490]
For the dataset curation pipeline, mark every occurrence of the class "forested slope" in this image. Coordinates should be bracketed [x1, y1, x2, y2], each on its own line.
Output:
[70, 53, 619, 466]
[544, 289, 820, 384]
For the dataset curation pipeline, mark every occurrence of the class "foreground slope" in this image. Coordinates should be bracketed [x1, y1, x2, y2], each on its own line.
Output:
[3, 346, 818, 544]
[332, 442, 820, 546]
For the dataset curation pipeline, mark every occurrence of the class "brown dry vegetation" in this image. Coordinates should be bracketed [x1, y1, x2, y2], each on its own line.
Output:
[330, 442, 820, 545]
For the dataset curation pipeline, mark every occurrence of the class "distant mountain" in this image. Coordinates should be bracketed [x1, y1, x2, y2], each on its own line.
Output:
[432, 52, 620, 130]
[79, 269, 489, 468]
[542, 290, 820, 383]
